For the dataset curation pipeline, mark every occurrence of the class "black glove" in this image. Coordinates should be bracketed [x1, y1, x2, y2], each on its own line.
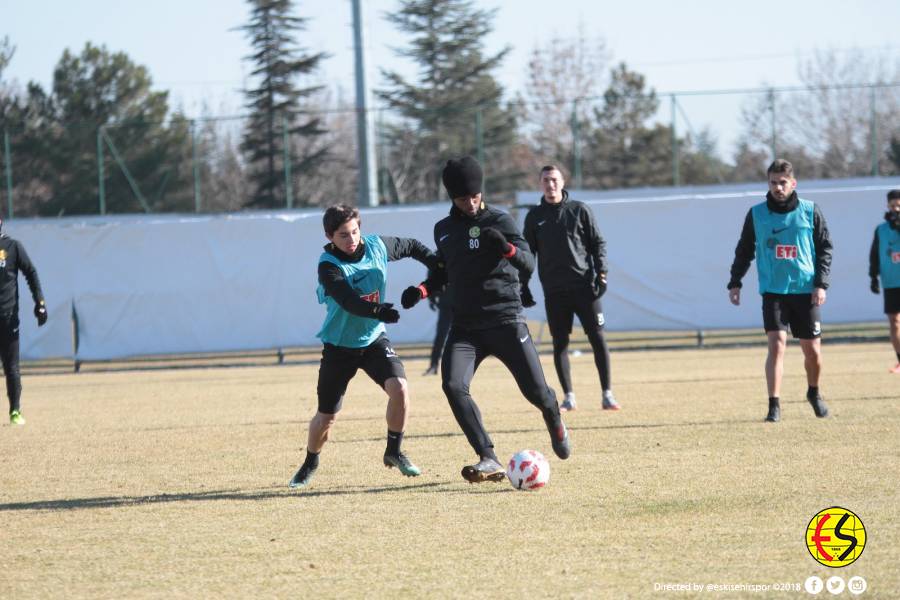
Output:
[871, 277, 880, 295]
[34, 301, 48, 326]
[373, 303, 399, 323]
[401, 286, 424, 309]
[597, 273, 608, 298]
[520, 285, 536, 308]
[481, 228, 510, 256]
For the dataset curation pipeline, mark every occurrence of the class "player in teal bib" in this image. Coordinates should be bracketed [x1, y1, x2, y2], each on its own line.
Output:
[868, 189, 900, 372]
[316, 233, 391, 348]
[289, 204, 438, 489]
[728, 159, 833, 423]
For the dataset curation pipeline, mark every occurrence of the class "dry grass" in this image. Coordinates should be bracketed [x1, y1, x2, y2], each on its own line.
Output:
[2, 342, 898, 598]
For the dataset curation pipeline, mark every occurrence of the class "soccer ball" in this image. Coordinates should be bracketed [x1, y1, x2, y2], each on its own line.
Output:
[506, 449, 550, 491]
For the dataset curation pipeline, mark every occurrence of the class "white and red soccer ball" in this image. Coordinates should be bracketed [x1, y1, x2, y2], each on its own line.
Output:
[506, 449, 550, 491]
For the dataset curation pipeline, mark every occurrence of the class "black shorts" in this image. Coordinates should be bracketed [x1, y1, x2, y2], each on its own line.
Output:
[544, 288, 605, 339]
[884, 287, 900, 314]
[316, 334, 405, 414]
[761, 293, 821, 339]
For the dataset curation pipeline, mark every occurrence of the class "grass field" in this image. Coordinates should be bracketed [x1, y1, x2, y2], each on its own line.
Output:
[2, 342, 898, 598]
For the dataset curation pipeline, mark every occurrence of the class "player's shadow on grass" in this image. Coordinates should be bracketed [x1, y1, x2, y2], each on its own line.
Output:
[0, 481, 449, 512]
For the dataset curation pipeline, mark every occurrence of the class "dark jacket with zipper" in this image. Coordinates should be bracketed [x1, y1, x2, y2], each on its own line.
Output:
[0, 234, 44, 321]
[522, 190, 606, 296]
[428, 204, 534, 330]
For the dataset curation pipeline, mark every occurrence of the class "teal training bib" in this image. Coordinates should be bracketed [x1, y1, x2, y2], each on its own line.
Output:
[751, 199, 816, 294]
[316, 234, 389, 348]
[877, 222, 900, 289]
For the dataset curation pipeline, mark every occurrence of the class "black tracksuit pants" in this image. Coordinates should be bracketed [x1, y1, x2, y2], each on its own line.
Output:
[428, 301, 452, 369]
[441, 321, 560, 457]
[545, 288, 611, 394]
[0, 317, 21, 413]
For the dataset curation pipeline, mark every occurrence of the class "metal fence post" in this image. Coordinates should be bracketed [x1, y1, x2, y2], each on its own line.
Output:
[97, 126, 106, 215]
[769, 88, 777, 160]
[571, 100, 582, 190]
[475, 108, 484, 165]
[191, 119, 201, 212]
[671, 94, 680, 187]
[870, 86, 879, 177]
[283, 115, 293, 209]
[3, 129, 12, 218]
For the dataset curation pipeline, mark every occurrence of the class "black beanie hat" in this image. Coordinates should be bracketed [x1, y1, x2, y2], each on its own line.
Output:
[442, 156, 483, 200]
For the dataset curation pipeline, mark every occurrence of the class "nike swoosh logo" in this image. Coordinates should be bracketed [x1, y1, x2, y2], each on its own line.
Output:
[772, 227, 788, 234]
[351, 274, 366, 283]
[519, 335, 528, 343]
[439, 234, 450, 242]
[537, 220, 546, 226]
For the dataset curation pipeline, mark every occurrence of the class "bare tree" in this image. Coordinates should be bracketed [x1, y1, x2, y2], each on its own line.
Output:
[519, 29, 610, 168]
[737, 48, 900, 178]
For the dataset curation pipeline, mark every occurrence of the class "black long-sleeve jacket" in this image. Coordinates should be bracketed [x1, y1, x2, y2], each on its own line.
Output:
[869, 229, 881, 280]
[522, 190, 606, 295]
[318, 236, 437, 318]
[0, 234, 44, 318]
[426, 204, 534, 330]
[727, 192, 833, 290]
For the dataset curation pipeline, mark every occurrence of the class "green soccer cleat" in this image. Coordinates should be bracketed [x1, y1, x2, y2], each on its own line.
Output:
[9, 410, 25, 426]
[383, 452, 421, 477]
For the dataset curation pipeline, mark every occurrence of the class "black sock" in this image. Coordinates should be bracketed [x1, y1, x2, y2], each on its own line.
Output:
[807, 386, 819, 398]
[769, 396, 779, 404]
[304, 449, 320, 470]
[479, 447, 499, 463]
[386, 430, 403, 456]
[895, 351, 900, 363]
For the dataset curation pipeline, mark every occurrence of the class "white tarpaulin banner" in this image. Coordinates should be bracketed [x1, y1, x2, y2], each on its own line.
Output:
[516, 177, 899, 330]
[8, 177, 899, 361]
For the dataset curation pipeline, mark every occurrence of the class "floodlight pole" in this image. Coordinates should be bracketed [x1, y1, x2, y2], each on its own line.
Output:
[352, 0, 379, 207]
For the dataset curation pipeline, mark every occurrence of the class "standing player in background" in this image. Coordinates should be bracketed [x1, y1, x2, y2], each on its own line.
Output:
[727, 159, 833, 423]
[0, 216, 47, 425]
[868, 189, 900, 372]
[289, 204, 437, 489]
[521, 165, 618, 412]
[401, 156, 571, 483]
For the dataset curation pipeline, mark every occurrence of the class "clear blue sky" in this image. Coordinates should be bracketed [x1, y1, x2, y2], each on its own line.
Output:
[3, 0, 899, 155]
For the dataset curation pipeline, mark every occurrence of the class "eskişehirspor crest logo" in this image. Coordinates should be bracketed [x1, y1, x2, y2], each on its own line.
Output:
[468, 226, 480, 238]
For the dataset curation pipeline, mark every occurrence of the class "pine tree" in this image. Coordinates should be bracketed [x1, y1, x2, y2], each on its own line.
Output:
[586, 63, 674, 189]
[239, 0, 327, 208]
[378, 0, 519, 202]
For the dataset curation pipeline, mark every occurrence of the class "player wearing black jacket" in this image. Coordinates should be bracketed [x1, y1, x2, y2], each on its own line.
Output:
[0, 219, 47, 425]
[521, 165, 617, 412]
[402, 156, 571, 483]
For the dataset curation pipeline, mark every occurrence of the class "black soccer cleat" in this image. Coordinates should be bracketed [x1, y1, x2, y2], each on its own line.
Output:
[807, 392, 829, 418]
[289, 463, 317, 489]
[549, 421, 572, 459]
[461, 457, 506, 483]
[543, 411, 572, 459]
[765, 398, 781, 423]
